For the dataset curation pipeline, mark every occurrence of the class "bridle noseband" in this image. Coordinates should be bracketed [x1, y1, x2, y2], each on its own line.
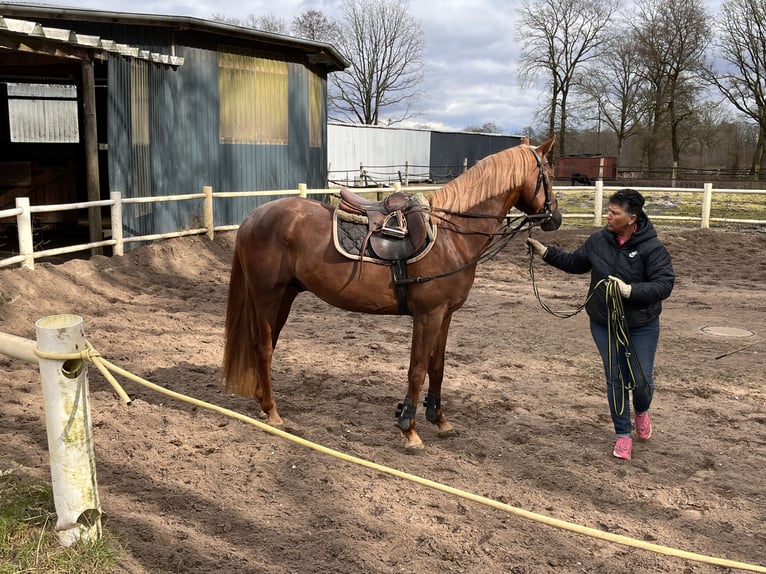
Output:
[528, 147, 555, 221]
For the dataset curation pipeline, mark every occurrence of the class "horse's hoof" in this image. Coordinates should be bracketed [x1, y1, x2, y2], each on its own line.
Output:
[400, 430, 425, 453]
[437, 428, 457, 438]
[267, 414, 284, 426]
[435, 420, 456, 436]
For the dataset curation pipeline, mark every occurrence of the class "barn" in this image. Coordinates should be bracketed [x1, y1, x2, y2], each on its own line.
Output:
[0, 4, 346, 246]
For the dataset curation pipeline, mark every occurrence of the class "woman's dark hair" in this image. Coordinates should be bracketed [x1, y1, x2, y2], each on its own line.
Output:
[609, 188, 645, 219]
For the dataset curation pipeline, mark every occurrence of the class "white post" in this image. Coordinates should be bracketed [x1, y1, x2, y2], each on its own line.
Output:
[16, 197, 34, 270]
[203, 185, 214, 239]
[298, 183, 307, 198]
[701, 183, 713, 229]
[35, 314, 102, 547]
[110, 191, 123, 256]
[594, 180, 604, 227]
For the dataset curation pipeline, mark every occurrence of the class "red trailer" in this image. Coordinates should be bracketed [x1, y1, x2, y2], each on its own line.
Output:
[555, 155, 617, 184]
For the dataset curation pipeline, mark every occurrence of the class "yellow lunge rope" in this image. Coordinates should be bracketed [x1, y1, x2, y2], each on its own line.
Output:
[34, 344, 766, 573]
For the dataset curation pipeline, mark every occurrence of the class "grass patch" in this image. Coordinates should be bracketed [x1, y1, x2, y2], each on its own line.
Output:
[0, 468, 120, 574]
[553, 187, 766, 229]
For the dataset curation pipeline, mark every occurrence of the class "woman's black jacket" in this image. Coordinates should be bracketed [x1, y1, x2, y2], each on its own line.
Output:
[542, 217, 675, 327]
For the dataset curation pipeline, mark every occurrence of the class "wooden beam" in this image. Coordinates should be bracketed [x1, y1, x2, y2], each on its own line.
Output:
[81, 57, 102, 255]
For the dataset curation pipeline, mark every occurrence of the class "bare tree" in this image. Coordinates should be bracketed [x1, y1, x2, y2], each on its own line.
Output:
[292, 9, 339, 42]
[211, 12, 288, 34]
[464, 122, 502, 134]
[517, 0, 616, 157]
[329, 0, 424, 125]
[580, 33, 648, 162]
[707, 0, 766, 179]
[630, 0, 710, 173]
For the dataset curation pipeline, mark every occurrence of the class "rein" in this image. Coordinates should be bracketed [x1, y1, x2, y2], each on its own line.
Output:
[396, 148, 556, 285]
[528, 250, 651, 412]
[394, 212, 550, 285]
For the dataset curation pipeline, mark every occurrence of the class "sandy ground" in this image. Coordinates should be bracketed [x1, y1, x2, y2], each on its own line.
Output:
[1, 226, 764, 574]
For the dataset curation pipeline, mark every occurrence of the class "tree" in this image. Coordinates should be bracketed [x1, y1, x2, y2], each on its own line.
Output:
[464, 122, 502, 134]
[329, 0, 424, 125]
[630, 0, 710, 172]
[579, 33, 648, 162]
[292, 9, 339, 42]
[708, 0, 766, 179]
[517, 0, 616, 157]
[210, 12, 288, 34]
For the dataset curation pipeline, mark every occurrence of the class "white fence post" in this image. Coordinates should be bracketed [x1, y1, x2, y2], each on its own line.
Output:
[35, 314, 102, 547]
[15, 197, 34, 270]
[701, 183, 713, 229]
[298, 183, 307, 198]
[203, 186, 214, 240]
[594, 180, 604, 227]
[110, 191, 124, 256]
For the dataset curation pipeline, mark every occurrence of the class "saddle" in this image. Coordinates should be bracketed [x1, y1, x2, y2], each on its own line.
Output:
[337, 188, 430, 261]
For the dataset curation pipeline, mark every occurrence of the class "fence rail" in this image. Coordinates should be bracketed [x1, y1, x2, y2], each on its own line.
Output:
[2, 181, 765, 270]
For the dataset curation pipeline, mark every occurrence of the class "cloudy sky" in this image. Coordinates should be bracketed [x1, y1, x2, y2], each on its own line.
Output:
[14, 0, 725, 134]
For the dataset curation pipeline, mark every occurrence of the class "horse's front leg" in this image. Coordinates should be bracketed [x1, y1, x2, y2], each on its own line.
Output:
[424, 313, 456, 436]
[397, 311, 445, 452]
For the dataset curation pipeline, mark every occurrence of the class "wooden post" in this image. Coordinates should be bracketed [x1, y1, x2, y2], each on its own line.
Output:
[701, 183, 713, 229]
[203, 186, 214, 240]
[15, 197, 34, 270]
[298, 183, 307, 198]
[36, 314, 102, 547]
[82, 59, 102, 255]
[594, 180, 604, 227]
[110, 191, 124, 256]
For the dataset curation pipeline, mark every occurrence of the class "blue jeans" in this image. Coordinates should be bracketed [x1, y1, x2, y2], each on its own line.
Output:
[590, 318, 659, 437]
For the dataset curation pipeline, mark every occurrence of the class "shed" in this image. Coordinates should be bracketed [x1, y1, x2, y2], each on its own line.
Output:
[0, 4, 347, 249]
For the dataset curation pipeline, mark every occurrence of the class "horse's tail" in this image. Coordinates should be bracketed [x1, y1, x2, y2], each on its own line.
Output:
[222, 243, 260, 398]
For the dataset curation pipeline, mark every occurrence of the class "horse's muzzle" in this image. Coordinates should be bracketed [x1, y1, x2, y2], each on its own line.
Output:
[540, 210, 562, 231]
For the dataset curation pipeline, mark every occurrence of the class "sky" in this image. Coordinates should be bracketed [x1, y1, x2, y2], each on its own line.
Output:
[7, 0, 725, 135]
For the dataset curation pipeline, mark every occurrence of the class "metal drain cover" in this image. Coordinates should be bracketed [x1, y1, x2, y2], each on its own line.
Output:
[700, 326, 754, 338]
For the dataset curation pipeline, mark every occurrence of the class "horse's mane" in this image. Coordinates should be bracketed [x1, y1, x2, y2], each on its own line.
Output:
[428, 144, 536, 212]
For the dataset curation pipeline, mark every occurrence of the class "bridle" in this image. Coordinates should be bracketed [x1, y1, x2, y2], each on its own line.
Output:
[528, 147, 555, 222]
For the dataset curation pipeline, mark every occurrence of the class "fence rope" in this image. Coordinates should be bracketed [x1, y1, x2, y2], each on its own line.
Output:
[33, 344, 766, 573]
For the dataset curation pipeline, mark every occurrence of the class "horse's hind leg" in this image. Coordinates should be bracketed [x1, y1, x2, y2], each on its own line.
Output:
[425, 314, 456, 436]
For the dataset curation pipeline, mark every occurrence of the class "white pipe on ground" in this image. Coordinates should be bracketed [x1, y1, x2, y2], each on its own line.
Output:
[35, 314, 102, 547]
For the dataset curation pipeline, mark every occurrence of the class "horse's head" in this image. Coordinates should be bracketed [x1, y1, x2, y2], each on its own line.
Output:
[517, 135, 561, 231]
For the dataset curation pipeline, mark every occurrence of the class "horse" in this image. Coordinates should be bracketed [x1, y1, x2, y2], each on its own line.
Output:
[222, 135, 561, 451]
[571, 172, 594, 186]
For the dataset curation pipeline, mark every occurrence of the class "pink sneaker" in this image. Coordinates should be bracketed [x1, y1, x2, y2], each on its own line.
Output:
[635, 411, 652, 440]
[613, 437, 633, 460]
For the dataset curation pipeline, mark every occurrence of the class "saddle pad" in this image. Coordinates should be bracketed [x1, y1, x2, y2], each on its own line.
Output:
[332, 209, 437, 264]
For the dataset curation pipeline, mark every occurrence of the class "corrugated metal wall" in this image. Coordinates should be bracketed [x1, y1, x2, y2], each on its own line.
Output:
[108, 44, 329, 239]
[327, 124, 522, 186]
[327, 123, 431, 185]
[429, 131, 522, 181]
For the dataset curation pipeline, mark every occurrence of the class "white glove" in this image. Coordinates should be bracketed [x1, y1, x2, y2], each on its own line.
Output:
[526, 237, 547, 257]
[608, 275, 632, 298]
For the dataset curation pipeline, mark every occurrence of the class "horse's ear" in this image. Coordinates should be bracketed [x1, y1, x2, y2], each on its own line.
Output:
[536, 135, 556, 157]
[520, 136, 530, 146]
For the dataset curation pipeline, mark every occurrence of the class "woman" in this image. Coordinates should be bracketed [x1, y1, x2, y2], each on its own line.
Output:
[527, 189, 675, 460]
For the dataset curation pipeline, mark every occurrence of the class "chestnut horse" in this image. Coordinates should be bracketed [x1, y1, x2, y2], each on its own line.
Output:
[223, 136, 561, 451]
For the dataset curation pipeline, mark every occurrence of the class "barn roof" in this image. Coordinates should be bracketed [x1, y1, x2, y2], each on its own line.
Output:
[0, 14, 184, 65]
[0, 3, 348, 71]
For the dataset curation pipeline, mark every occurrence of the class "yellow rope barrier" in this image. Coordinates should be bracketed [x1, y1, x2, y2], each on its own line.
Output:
[33, 345, 766, 573]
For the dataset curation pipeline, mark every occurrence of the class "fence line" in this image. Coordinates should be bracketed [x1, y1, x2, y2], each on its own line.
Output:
[2, 181, 765, 270]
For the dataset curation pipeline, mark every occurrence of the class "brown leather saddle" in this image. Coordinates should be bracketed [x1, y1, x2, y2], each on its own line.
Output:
[337, 188, 430, 261]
